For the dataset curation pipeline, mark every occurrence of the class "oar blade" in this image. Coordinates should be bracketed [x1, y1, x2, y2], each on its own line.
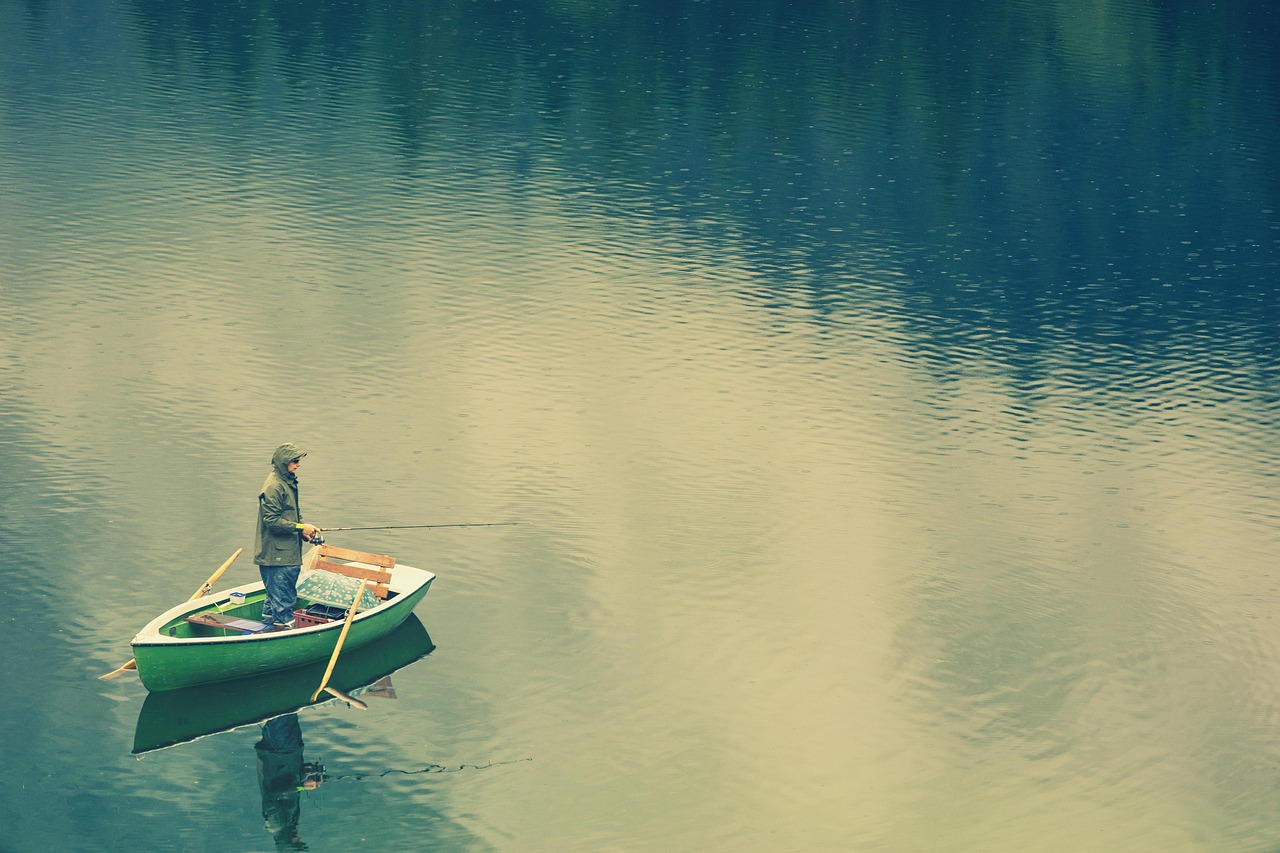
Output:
[99, 659, 138, 680]
[323, 685, 369, 710]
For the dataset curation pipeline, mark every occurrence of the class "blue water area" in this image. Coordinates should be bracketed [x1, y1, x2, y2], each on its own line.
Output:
[1, 0, 1277, 849]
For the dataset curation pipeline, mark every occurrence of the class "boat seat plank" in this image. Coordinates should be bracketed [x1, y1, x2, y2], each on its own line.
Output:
[185, 612, 270, 633]
[314, 545, 396, 568]
[311, 560, 393, 599]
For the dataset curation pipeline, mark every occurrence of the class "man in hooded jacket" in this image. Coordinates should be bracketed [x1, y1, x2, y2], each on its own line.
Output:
[255, 443, 322, 629]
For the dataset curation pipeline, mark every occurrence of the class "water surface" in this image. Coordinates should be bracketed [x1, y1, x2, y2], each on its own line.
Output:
[1, 0, 1278, 850]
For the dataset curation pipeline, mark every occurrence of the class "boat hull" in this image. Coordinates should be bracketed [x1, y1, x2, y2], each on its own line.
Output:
[133, 614, 435, 753]
[131, 564, 434, 691]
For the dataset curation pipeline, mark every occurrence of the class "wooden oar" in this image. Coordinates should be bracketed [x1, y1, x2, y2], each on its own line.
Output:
[100, 548, 244, 680]
[187, 548, 243, 599]
[311, 580, 368, 702]
[321, 685, 369, 710]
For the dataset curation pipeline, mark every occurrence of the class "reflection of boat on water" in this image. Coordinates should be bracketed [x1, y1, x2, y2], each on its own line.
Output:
[133, 614, 434, 754]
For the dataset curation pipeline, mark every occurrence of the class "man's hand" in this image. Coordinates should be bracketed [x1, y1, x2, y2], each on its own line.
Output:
[301, 523, 322, 541]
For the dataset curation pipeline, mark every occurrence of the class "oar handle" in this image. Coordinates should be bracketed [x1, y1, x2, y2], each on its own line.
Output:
[101, 547, 245, 681]
[191, 548, 243, 600]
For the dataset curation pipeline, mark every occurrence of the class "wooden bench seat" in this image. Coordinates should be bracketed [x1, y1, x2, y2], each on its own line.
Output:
[185, 612, 272, 634]
[304, 544, 396, 600]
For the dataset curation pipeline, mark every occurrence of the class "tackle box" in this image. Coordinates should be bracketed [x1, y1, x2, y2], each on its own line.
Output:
[293, 603, 349, 628]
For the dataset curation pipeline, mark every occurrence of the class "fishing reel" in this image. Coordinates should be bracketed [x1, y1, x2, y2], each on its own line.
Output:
[309, 533, 325, 545]
[298, 761, 326, 791]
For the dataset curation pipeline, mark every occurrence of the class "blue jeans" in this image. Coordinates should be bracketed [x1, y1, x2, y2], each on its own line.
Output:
[259, 564, 301, 625]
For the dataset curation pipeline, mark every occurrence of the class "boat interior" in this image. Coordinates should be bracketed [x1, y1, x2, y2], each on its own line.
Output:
[163, 545, 400, 639]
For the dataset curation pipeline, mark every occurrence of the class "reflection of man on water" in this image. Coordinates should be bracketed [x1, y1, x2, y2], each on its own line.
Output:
[255, 714, 323, 851]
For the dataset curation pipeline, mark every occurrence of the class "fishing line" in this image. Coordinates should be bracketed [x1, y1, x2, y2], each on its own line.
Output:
[325, 757, 533, 783]
[320, 522, 523, 532]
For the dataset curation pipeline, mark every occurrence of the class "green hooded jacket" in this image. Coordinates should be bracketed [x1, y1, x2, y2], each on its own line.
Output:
[255, 443, 308, 566]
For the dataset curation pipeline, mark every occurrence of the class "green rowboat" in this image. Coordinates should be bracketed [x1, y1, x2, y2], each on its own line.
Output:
[130, 549, 434, 692]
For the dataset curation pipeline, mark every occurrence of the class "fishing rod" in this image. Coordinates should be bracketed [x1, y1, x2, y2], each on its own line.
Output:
[319, 522, 522, 532]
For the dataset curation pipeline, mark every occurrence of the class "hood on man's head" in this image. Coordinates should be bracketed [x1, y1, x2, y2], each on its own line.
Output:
[272, 443, 308, 470]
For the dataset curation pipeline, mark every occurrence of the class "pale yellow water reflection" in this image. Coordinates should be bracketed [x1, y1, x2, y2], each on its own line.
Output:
[10, 201, 1280, 848]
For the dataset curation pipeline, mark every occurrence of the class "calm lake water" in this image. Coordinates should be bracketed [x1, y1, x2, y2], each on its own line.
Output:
[2, 0, 1278, 850]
